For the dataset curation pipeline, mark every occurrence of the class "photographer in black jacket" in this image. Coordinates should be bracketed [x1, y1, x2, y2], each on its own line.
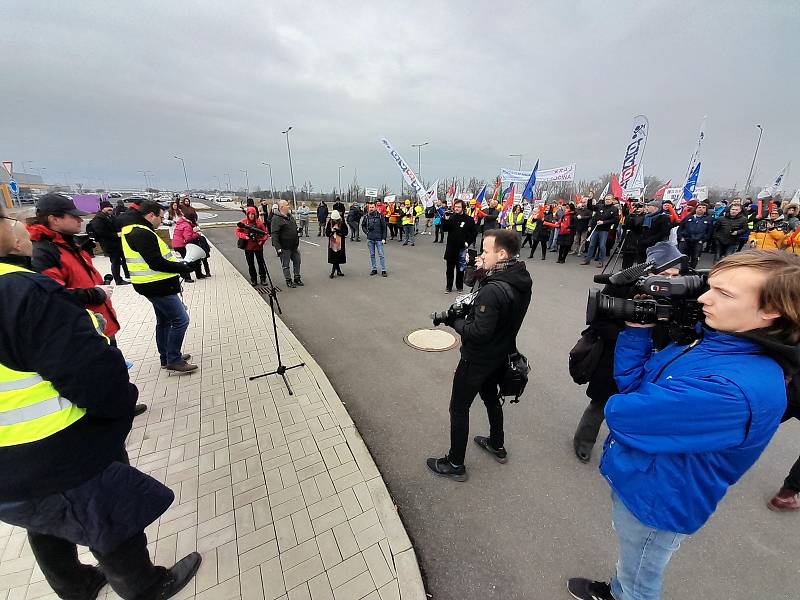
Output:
[572, 242, 683, 463]
[427, 229, 532, 481]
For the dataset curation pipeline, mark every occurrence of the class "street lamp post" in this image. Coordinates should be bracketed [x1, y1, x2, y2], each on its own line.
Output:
[173, 155, 189, 191]
[411, 141, 430, 180]
[241, 169, 249, 200]
[225, 173, 232, 192]
[338, 165, 345, 198]
[744, 124, 763, 198]
[212, 175, 220, 193]
[138, 170, 149, 190]
[282, 127, 298, 210]
[509, 154, 523, 170]
[262, 162, 276, 200]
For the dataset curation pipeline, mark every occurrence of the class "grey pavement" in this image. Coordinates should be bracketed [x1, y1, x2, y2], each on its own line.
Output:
[204, 226, 800, 600]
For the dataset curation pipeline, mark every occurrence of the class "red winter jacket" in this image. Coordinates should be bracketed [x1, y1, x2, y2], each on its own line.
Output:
[28, 224, 120, 337]
[172, 218, 199, 249]
[235, 213, 269, 252]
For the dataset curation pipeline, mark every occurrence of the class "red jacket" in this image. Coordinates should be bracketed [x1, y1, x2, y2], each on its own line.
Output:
[28, 224, 120, 337]
[235, 216, 269, 251]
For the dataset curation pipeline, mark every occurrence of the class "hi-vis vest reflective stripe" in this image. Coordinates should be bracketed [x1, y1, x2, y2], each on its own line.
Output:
[0, 263, 87, 447]
[515, 213, 525, 232]
[120, 224, 180, 284]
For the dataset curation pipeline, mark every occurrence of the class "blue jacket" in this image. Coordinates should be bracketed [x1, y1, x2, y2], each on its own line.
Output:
[677, 214, 714, 242]
[601, 327, 785, 534]
[361, 211, 387, 241]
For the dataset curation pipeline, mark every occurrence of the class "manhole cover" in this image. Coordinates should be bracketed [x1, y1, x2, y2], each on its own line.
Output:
[404, 329, 458, 352]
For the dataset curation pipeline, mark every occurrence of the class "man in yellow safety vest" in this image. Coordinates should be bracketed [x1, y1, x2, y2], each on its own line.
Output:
[120, 201, 198, 373]
[0, 203, 201, 599]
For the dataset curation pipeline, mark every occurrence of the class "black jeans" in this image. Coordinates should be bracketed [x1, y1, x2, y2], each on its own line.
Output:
[445, 259, 464, 291]
[28, 531, 165, 600]
[528, 239, 547, 259]
[785, 456, 800, 492]
[679, 240, 703, 269]
[174, 246, 203, 278]
[434, 225, 445, 242]
[108, 249, 130, 283]
[448, 358, 507, 465]
[557, 245, 570, 262]
[521, 232, 533, 248]
[245, 248, 267, 282]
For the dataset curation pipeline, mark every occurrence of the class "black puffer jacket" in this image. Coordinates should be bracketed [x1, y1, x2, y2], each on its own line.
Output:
[638, 211, 672, 251]
[713, 210, 749, 245]
[590, 204, 620, 231]
[442, 213, 477, 261]
[88, 212, 122, 253]
[453, 261, 532, 363]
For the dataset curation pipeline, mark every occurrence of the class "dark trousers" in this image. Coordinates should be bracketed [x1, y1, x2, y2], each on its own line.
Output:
[245, 248, 267, 282]
[348, 222, 360, 240]
[174, 246, 206, 278]
[785, 456, 800, 492]
[521, 232, 534, 248]
[445, 259, 464, 291]
[448, 358, 506, 465]
[280, 248, 301, 281]
[389, 223, 399, 239]
[557, 245, 570, 262]
[317, 220, 326, 236]
[714, 243, 736, 263]
[108, 249, 130, 283]
[621, 251, 637, 269]
[29, 531, 164, 600]
[434, 224, 445, 242]
[528, 239, 547, 259]
[679, 240, 703, 269]
[573, 397, 608, 450]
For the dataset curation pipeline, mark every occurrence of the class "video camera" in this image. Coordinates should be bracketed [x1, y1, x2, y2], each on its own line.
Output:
[237, 222, 268, 240]
[432, 290, 479, 327]
[586, 257, 708, 342]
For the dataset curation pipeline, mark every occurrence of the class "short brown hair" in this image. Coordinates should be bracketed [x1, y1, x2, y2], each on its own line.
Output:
[712, 250, 800, 343]
[484, 228, 521, 257]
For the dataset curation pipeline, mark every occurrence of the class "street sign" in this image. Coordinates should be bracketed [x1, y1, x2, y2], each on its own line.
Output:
[365, 187, 378, 198]
[8, 179, 18, 195]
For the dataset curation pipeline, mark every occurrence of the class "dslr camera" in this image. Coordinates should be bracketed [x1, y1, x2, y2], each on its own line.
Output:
[586, 257, 708, 341]
[432, 290, 479, 327]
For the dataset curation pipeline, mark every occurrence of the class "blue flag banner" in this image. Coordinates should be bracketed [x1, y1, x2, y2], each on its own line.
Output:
[522, 159, 539, 200]
[683, 162, 701, 200]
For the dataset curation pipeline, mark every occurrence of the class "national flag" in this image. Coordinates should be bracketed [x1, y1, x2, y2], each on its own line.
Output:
[501, 184, 515, 225]
[475, 184, 487, 207]
[654, 179, 671, 200]
[522, 159, 539, 201]
[683, 162, 701, 200]
[769, 162, 790, 196]
[446, 181, 455, 201]
[610, 173, 623, 199]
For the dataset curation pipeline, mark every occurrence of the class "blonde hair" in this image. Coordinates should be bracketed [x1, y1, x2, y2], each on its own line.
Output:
[712, 250, 800, 343]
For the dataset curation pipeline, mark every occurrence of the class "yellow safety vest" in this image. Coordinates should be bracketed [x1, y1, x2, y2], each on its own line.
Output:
[121, 224, 181, 285]
[515, 213, 524, 232]
[401, 208, 415, 226]
[0, 263, 88, 447]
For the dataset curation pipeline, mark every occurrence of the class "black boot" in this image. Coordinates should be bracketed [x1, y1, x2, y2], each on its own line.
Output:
[294, 276, 304, 286]
[286, 279, 297, 288]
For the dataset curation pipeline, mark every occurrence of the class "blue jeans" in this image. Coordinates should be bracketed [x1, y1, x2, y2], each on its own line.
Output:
[610, 492, 687, 600]
[585, 229, 609, 263]
[148, 294, 190, 366]
[402, 224, 415, 244]
[367, 239, 386, 272]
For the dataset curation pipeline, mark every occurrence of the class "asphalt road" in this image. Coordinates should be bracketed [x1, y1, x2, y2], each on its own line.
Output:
[204, 226, 800, 600]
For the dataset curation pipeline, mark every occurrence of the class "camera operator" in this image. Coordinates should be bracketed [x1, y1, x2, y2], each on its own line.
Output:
[572, 242, 682, 464]
[426, 229, 532, 482]
[569, 249, 800, 600]
[236, 207, 269, 286]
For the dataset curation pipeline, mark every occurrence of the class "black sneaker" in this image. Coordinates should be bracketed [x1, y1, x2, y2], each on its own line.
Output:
[370, 270, 378, 276]
[567, 578, 615, 600]
[574, 441, 592, 464]
[251, 280, 258, 286]
[381, 271, 387, 277]
[260, 278, 268, 285]
[286, 279, 297, 288]
[134, 404, 148, 417]
[294, 278, 304, 286]
[473, 436, 508, 463]
[426, 456, 468, 482]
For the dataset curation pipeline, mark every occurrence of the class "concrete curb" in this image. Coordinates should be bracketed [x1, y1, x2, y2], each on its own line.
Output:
[212, 241, 428, 600]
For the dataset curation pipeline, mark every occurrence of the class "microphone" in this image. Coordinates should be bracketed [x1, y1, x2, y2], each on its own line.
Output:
[103, 274, 113, 285]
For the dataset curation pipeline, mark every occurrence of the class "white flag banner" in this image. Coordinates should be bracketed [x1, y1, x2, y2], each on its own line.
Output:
[619, 115, 649, 194]
[769, 162, 790, 196]
[423, 179, 439, 206]
[380, 137, 431, 205]
[792, 188, 800, 203]
[684, 116, 707, 187]
[663, 187, 683, 203]
[500, 163, 576, 184]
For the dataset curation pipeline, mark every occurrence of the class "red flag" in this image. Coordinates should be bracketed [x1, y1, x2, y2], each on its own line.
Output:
[447, 181, 455, 200]
[610, 174, 624, 199]
[654, 179, 671, 200]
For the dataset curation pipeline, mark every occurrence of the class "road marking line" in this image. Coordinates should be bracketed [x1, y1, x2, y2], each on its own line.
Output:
[301, 239, 320, 247]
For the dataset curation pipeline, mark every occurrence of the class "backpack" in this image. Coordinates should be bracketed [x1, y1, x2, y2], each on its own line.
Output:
[568, 326, 605, 384]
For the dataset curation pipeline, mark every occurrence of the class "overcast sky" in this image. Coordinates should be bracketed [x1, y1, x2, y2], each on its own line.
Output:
[3, 0, 798, 195]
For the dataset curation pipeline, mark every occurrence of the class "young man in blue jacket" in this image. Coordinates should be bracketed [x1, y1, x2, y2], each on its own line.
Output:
[569, 250, 800, 600]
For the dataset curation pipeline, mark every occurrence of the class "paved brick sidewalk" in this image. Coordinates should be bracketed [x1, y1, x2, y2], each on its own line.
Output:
[0, 249, 425, 600]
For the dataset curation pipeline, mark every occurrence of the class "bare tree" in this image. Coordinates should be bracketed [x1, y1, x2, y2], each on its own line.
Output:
[467, 177, 486, 196]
